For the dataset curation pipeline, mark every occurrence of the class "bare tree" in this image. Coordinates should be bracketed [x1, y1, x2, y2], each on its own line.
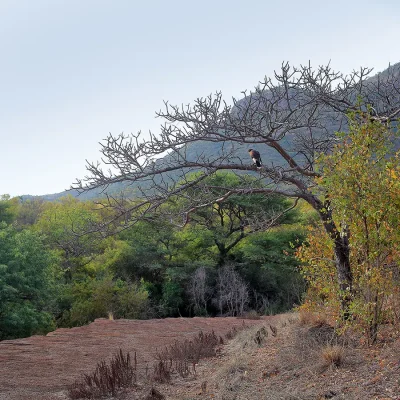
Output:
[73, 62, 400, 316]
[187, 266, 211, 315]
[214, 265, 249, 316]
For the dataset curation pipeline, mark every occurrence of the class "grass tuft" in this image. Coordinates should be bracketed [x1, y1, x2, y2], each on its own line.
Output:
[299, 310, 328, 327]
[321, 345, 344, 368]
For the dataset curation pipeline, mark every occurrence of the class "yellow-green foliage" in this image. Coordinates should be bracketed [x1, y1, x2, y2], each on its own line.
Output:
[297, 114, 400, 342]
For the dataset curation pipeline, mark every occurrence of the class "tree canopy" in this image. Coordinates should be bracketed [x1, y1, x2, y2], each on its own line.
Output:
[73, 62, 400, 316]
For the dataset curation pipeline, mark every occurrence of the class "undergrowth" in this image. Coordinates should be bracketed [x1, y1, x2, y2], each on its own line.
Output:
[67, 329, 225, 398]
[153, 330, 223, 380]
[67, 349, 136, 399]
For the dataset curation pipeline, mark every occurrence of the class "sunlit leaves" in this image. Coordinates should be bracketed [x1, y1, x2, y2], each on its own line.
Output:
[298, 114, 400, 341]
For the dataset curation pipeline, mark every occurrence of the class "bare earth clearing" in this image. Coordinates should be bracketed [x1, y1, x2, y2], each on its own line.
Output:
[1, 315, 400, 399]
[0, 317, 271, 400]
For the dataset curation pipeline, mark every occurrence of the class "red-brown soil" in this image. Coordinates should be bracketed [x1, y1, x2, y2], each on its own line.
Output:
[0, 317, 272, 400]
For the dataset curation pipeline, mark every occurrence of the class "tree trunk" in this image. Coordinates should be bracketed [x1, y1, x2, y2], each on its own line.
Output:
[215, 241, 227, 267]
[333, 234, 353, 319]
[307, 195, 353, 318]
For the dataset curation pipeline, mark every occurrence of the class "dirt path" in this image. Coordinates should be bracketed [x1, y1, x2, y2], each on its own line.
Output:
[0, 317, 269, 400]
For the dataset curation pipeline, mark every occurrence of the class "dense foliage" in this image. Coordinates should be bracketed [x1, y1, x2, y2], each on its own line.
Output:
[0, 223, 57, 339]
[0, 173, 305, 339]
[297, 115, 400, 342]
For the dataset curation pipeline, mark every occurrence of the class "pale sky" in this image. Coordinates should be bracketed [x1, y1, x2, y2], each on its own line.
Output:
[1, 0, 399, 197]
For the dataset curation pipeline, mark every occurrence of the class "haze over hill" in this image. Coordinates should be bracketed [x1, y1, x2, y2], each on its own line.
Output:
[20, 62, 400, 202]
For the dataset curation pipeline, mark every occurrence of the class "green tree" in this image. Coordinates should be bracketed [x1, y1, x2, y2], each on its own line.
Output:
[298, 115, 400, 342]
[0, 225, 58, 339]
[14, 197, 45, 228]
[181, 173, 298, 266]
[0, 195, 17, 225]
[235, 226, 305, 313]
[34, 196, 103, 272]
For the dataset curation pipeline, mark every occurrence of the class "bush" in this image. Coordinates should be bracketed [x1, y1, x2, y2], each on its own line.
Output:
[67, 349, 137, 399]
[60, 277, 149, 327]
[154, 330, 222, 379]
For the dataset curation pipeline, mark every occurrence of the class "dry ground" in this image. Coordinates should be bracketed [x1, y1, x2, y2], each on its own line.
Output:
[153, 314, 400, 400]
[1, 314, 400, 400]
[0, 316, 271, 400]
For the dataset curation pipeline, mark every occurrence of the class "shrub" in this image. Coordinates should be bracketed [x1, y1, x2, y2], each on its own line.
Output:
[298, 310, 328, 328]
[144, 387, 166, 400]
[61, 277, 149, 327]
[154, 330, 222, 379]
[152, 360, 171, 383]
[67, 349, 136, 399]
[225, 321, 247, 340]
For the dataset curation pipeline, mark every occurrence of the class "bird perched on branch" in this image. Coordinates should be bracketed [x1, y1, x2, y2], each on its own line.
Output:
[248, 149, 262, 167]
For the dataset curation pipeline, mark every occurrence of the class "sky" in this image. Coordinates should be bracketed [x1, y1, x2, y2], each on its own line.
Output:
[1, 0, 399, 197]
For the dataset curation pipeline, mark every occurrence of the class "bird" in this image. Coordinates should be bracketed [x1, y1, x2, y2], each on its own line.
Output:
[248, 149, 262, 167]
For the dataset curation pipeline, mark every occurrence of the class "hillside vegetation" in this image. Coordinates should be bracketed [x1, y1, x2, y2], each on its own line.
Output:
[0, 173, 307, 339]
[1, 61, 400, 400]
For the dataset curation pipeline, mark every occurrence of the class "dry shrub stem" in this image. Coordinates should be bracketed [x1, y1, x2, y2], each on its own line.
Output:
[67, 349, 136, 399]
[153, 330, 222, 380]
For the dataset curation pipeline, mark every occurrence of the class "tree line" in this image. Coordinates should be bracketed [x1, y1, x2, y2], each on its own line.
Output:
[3, 62, 400, 343]
[0, 172, 307, 340]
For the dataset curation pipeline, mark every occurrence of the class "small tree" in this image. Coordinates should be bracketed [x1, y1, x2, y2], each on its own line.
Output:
[188, 266, 211, 315]
[214, 266, 249, 316]
[0, 225, 58, 339]
[34, 196, 104, 272]
[0, 195, 17, 225]
[298, 115, 400, 342]
[14, 197, 45, 228]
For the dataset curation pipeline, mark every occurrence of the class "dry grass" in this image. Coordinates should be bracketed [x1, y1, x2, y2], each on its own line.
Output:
[240, 310, 261, 320]
[321, 345, 345, 368]
[225, 320, 248, 340]
[200, 315, 357, 399]
[298, 310, 329, 327]
[212, 343, 252, 400]
[142, 313, 400, 399]
[209, 323, 275, 399]
[216, 355, 250, 399]
[278, 316, 347, 372]
[228, 323, 270, 352]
